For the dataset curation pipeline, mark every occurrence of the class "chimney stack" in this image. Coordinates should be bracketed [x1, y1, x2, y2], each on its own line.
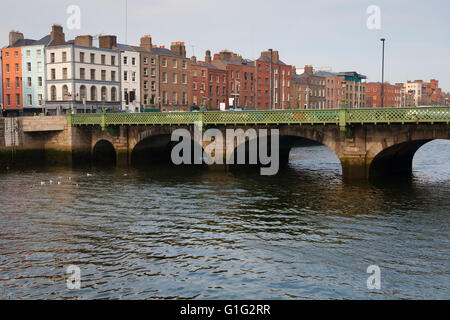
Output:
[170, 41, 186, 57]
[49, 24, 66, 46]
[140, 35, 152, 51]
[74, 35, 93, 47]
[9, 30, 24, 46]
[99, 35, 117, 49]
[304, 65, 314, 75]
[205, 50, 211, 63]
[219, 50, 232, 61]
[261, 50, 279, 64]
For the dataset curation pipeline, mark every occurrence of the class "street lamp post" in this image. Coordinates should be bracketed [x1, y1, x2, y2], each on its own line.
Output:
[380, 38, 385, 108]
[269, 48, 273, 109]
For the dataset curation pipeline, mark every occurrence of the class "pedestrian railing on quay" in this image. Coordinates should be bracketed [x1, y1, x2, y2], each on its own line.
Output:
[67, 107, 450, 131]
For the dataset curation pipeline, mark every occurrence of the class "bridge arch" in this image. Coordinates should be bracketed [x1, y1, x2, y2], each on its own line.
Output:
[131, 133, 205, 166]
[365, 124, 450, 179]
[93, 139, 116, 165]
[226, 126, 341, 173]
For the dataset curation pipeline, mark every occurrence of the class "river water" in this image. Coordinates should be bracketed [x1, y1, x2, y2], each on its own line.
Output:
[0, 140, 449, 299]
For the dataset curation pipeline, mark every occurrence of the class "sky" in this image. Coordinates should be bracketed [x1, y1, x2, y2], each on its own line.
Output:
[0, 0, 449, 91]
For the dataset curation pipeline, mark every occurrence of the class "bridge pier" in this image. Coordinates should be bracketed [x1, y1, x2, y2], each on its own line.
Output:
[339, 156, 372, 180]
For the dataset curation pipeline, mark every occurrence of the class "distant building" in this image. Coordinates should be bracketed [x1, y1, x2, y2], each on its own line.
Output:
[45, 25, 120, 115]
[118, 43, 140, 112]
[133, 36, 159, 111]
[21, 35, 51, 115]
[404, 81, 422, 106]
[315, 71, 345, 109]
[290, 65, 326, 109]
[212, 50, 256, 109]
[158, 42, 190, 111]
[255, 50, 292, 109]
[366, 82, 402, 108]
[190, 51, 227, 110]
[335, 72, 367, 108]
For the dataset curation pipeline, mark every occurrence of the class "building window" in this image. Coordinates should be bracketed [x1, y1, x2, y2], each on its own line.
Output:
[80, 52, 85, 62]
[173, 73, 177, 84]
[182, 74, 187, 84]
[27, 77, 32, 87]
[123, 56, 128, 65]
[182, 61, 187, 69]
[90, 69, 95, 80]
[80, 68, 85, 79]
[38, 77, 42, 87]
[15, 77, 20, 88]
[124, 71, 128, 81]
[37, 61, 42, 73]
[151, 58, 155, 64]
[163, 91, 168, 104]
[5, 64, 9, 73]
[193, 82, 197, 90]
[132, 57, 136, 65]
[151, 68, 156, 77]
[182, 92, 187, 104]
[101, 54, 106, 65]
[90, 53, 95, 64]
[27, 94, 32, 105]
[6, 78, 10, 88]
[63, 68, 68, 79]
[144, 68, 148, 76]
[144, 57, 148, 64]
[26, 50, 30, 58]
[162, 72, 167, 83]
[101, 87, 107, 101]
[111, 71, 116, 82]
[51, 86, 57, 100]
[51, 69, 56, 80]
[62, 52, 67, 62]
[63, 85, 69, 100]
[151, 81, 156, 90]
[173, 92, 178, 104]
[15, 64, 19, 73]
[101, 70, 106, 81]
[50, 52, 55, 63]
[144, 80, 148, 89]
[38, 94, 43, 105]
[6, 94, 11, 106]
[80, 85, 87, 100]
[5, 52, 9, 58]
[16, 94, 20, 105]
[162, 58, 167, 67]
[111, 87, 117, 101]
[90, 86, 97, 100]
[132, 72, 136, 82]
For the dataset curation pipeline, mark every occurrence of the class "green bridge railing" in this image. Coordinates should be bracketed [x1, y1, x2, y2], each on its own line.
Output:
[67, 107, 450, 131]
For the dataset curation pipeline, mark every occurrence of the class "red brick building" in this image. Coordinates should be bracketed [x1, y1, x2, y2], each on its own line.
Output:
[255, 50, 292, 109]
[366, 82, 402, 108]
[211, 50, 255, 109]
[190, 51, 227, 110]
[315, 71, 345, 109]
[421, 79, 442, 105]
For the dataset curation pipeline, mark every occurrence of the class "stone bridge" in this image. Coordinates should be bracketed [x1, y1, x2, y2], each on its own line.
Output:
[1, 107, 449, 179]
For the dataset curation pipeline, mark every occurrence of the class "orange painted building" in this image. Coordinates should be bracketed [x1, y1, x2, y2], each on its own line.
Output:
[2, 47, 23, 115]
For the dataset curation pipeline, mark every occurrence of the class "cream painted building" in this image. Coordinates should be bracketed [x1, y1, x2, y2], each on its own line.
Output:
[118, 44, 141, 112]
[44, 28, 121, 114]
[404, 82, 422, 106]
